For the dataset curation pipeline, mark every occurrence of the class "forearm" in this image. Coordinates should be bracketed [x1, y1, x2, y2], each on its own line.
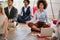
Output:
[13, 10, 18, 21]
[29, 13, 37, 22]
[30, 13, 33, 18]
[46, 19, 50, 24]
[46, 14, 50, 24]
[13, 16, 18, 21]
[3, 18, 8, 38]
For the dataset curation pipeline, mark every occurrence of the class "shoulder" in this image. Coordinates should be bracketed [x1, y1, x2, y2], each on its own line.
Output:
[4, 7, 8, 10]
[13, 6, 17, 11]
[22, 6, 24, 9]
[28, 6, 31, 9]
[28, 6, 30, 8]
[35, 9, 40, 13]
[33, 10, 39, 15]
[21, 6, 24, 11]
[44, 10, 47, 13]
[43, 10, 48, 14]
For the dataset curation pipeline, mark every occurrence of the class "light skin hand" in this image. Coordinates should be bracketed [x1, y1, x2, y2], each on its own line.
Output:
[34, 19, 39, 24]
[30, 13, 34, 18]
[26, 21, 30, 25]
[8, 19, 13, 23]
[48, 23, 51, 27]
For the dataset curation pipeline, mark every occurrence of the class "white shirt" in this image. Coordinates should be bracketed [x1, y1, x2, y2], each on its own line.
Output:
[24, 6, 28, 13]
[8, 6, 12, 14]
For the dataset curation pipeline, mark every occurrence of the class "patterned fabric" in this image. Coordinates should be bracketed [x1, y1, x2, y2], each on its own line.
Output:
[30, 9, 50, 24]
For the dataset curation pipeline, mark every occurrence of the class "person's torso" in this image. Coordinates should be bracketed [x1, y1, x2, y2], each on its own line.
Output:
[36, 10, 47, 22]
[22, 6, 31, 17]
[4, 7, 17, 19]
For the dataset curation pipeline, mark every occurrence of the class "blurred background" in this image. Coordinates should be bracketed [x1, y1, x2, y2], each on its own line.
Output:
[0, 0, 60, 40]
[0, 0, 60, 19]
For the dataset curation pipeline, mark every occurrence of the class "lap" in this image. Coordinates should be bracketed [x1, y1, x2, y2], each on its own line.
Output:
[28, 22, 50, 28]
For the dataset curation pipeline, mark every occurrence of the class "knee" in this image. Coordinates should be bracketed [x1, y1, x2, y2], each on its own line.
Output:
[43, 23, 50, 28]
[28, 22, 34, 28]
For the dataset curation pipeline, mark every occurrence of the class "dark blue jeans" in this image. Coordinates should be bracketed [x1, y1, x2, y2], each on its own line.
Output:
[17, 15, 31, 23]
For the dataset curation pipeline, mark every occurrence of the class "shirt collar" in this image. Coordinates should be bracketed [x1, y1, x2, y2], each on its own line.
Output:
[8, 6, 13, 10]
[24, 5, 29, 8]
[38, 9, 45, 13]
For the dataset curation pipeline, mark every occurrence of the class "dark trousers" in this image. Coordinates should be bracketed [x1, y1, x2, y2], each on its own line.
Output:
[28, 21, 50, 31]
[17, 15, 31, 23]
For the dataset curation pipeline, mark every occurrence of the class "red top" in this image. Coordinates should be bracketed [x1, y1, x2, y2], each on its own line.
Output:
[33, 6, 38, 14]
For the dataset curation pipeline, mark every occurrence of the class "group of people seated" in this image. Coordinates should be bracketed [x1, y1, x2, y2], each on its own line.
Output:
[0, 0, 60, 40]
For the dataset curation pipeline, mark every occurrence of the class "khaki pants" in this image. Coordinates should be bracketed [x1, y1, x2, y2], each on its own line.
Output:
[8, 22, 16, 29]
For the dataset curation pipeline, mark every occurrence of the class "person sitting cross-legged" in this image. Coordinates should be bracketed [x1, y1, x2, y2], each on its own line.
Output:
[17, 0, 33, 23]
[26, 0, 50, 32]
[4, 0, 18, 30]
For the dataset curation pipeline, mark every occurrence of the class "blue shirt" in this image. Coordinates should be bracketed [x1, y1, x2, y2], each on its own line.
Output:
[30, 9, 50, 24]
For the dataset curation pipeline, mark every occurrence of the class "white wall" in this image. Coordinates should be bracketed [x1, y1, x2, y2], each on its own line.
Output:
[46, 0, 60, 18]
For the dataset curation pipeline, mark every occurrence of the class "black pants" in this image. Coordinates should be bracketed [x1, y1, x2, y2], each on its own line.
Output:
[17, 15, 31, 23]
